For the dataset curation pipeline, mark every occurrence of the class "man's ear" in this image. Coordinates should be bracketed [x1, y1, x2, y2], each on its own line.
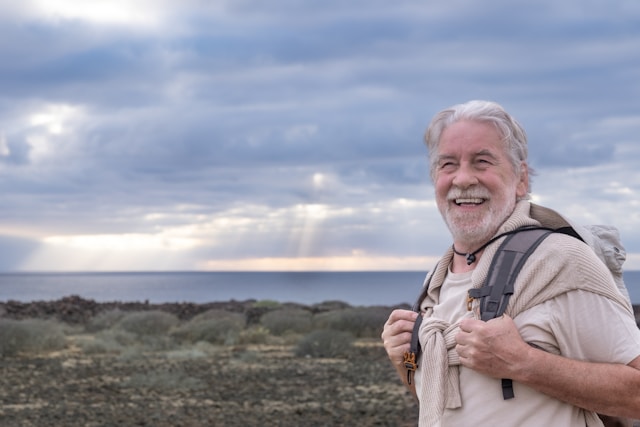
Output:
[516, 162, 529, 199]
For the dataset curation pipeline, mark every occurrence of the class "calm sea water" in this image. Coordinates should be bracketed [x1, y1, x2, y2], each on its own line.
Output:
[0, 271, 639, 306]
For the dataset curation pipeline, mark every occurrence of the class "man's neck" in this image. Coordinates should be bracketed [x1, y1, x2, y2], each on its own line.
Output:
[450, 251, 482, 273]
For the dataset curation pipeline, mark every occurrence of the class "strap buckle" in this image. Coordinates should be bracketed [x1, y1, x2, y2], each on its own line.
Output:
[403, 351, 418, 384]
[466, 294, 474, 311]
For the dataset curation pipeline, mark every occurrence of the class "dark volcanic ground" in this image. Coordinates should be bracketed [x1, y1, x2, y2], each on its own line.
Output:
[0, 340, 418, 426]
[0, 297, 419, 426]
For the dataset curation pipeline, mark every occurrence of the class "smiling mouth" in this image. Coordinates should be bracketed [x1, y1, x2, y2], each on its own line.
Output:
[454, 198, 485, 206]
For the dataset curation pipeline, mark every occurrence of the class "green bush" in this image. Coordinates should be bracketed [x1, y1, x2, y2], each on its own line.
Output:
[80, 326, 178, 355]
[85, 308, 126, 333]
[294, 329, 354, 358]
[0, 318, 67, 357]
[313, 307, 391, 338]
[170, 309, 245, 345]
[116, 311, 179, 336]
[77, 329, 133, 354]
[260, 308, 313, 336]
[311, 300, 352, 312]
[252, 300, 281, 309]
[189, 309, 246, 324]
[237, 325, 271, 344]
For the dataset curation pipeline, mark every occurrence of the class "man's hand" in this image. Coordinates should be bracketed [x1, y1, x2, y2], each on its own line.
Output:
[455, 314, 531, 379]
[382, 309, 418, 365]
[382, 309, 419, 393]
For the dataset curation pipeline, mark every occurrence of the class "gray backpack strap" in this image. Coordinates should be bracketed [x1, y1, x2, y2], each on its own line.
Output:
[467, 227, 554, 400]
[404, 266, 438, 385]
[468, 227, 554, 322]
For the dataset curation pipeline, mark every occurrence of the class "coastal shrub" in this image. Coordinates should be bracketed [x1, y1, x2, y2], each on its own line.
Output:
[85, 308, 126, 332]
[313, 307, 391, 338]
[237, 325, 271, 344]
[170, 309, 245, 345]
[260, 308, 313, 336]
[77, 336, 115, 355]
[311, 300, 352, 312]
[0, 318, 67, 357]
[294, 329, 354, 358]
[80, 327, 178, 355]
[116, 310, 180, 336]
[77, 329, 133, 354]
[252, 300, 281, 309]
[190, 308, 246, 325]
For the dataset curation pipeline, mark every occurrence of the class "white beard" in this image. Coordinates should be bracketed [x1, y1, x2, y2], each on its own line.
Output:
[441, 187, 516, 249]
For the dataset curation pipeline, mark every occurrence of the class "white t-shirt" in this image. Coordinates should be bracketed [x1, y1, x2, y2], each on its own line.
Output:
[417, 269, 640, 427]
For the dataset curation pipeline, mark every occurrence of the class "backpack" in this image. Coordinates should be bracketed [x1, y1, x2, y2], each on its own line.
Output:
[404, 220, 633, 425]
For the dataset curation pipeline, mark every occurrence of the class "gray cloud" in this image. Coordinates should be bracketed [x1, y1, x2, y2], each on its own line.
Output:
[0, 1, 639, 271]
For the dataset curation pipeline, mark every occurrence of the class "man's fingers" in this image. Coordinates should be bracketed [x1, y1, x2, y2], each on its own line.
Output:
[387, 309, 418, 324]
[458, 317, 482, 333]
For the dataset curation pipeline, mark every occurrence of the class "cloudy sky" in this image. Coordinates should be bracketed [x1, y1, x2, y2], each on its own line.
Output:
[1, 0, 639, 272]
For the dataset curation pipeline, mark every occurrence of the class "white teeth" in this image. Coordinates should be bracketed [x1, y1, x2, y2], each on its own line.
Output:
[455, 198, 483, 205]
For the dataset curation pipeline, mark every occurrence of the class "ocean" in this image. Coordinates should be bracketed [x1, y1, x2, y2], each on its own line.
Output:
[1, 271, 639, 306]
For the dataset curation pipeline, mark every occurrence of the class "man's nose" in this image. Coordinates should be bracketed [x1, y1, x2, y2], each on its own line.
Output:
[452, 164, 479, 188]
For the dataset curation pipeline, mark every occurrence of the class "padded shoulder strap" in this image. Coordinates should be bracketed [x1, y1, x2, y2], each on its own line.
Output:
[468, 227, 554, 321]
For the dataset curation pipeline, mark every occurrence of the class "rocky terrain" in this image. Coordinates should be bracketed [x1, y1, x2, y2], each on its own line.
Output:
[0, 340, 418, 426]
[0, 296, 418, 426]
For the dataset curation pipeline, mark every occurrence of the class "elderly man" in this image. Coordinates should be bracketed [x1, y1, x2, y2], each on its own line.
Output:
[381, 100, 640, 426]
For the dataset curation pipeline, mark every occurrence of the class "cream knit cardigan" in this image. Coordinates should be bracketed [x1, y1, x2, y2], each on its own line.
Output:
[417, 201, 632, 427]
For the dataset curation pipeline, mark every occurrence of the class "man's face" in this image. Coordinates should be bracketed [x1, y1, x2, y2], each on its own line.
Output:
[434, 120, 528, 247]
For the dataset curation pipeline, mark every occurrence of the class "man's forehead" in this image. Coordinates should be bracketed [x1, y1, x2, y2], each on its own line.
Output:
[437, 147, 501, 159]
